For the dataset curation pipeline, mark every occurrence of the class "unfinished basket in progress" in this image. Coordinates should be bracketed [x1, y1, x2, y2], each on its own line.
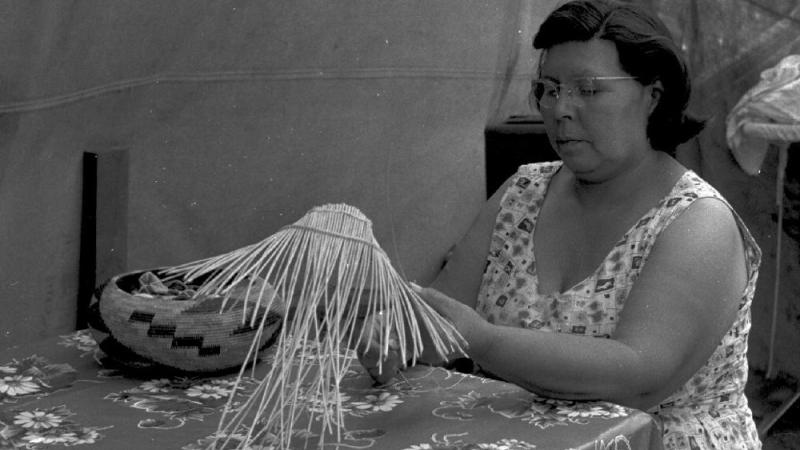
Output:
[161, 203, 466, 449]
[88, 269, 284, 373]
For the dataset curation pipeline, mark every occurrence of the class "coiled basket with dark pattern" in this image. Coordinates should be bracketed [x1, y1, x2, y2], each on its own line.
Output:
[87, 269, 284, 373]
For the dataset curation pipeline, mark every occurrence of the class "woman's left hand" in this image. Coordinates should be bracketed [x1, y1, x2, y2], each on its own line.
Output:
[409, 283, 486, 351]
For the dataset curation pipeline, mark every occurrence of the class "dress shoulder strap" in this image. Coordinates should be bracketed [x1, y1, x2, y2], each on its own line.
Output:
[501, 162, 561, 201]
[647, 171, 762, 284]
[515, 161, 562, 180]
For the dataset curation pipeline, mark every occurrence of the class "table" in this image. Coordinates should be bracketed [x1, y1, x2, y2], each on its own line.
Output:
[0, 330, 663, 449]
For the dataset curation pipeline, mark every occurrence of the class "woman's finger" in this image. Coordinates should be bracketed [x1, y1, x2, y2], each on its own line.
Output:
[355, 312, 403, 384]
[410, 283, 454, 318]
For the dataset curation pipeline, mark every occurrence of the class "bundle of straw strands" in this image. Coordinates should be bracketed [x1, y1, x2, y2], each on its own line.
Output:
[164, 203, 465, 449]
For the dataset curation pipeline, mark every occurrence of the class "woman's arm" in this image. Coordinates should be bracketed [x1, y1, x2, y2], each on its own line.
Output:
[429, 177, 513, 307]
[407, 177, 515, 365]
[356, 178, 513, 379]
[419, 198, 748, 410]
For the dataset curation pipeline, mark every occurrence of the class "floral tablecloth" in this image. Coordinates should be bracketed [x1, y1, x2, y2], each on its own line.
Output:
[0, 331, 663, 449]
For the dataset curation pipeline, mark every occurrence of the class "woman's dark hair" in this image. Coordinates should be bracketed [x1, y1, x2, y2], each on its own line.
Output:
[533, 0, 704, 155]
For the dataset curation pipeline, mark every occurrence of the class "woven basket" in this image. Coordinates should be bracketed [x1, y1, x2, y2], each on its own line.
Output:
[87, 269, 284, 373]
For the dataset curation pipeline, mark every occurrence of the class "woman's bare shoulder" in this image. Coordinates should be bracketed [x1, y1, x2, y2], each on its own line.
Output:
[658, 196, 743, 257]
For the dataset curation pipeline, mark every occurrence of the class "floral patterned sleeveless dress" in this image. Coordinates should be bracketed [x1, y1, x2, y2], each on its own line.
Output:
[475, 161, 762, 449]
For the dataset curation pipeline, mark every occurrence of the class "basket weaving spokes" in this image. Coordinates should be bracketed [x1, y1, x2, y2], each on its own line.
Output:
[163, 204, 465, 449]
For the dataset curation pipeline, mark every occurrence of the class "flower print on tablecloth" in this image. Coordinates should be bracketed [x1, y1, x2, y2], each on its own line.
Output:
[59, 330, 147, 379]
[0, 356, 77, 404]
[104, 376, 258, 430]
[402, 434, 537, 450]
[188, 430, 538, 450]
[58, 330, 98, 356]
[182, 425, 389, 450]
[305, 388, 406, 419]
[183, 387, 405, 449]
[350, 391, 403, 413]
[434, 389, 630, 429]
[0, 404, 109, 449]
[300, 388, 404, 437]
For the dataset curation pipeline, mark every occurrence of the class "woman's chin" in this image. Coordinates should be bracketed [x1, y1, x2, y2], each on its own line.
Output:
[559, 157, 606, 183]
[558, 152, 594, 171]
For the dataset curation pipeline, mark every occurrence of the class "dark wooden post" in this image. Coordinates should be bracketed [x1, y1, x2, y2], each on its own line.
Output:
[77, 148, 128, 329]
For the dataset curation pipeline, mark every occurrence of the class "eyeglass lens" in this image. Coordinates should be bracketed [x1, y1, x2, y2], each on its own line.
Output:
[529, 77, 638, 111]
[529, 79, 595, 110]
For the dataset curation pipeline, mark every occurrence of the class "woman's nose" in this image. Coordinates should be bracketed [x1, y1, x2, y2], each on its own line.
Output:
[552, 92, 576, 119]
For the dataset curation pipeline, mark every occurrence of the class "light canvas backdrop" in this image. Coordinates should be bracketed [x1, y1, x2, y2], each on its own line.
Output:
[0, 0, 558, 346]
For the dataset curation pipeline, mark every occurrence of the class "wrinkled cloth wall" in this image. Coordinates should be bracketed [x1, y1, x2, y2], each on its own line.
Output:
[0, 1, 560, 346]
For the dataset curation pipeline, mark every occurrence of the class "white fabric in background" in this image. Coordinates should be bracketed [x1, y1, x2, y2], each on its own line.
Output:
[726, 54, 800, 175]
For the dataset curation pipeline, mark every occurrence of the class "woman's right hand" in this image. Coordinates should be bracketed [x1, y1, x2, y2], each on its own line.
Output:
[355, 311, 405, 385]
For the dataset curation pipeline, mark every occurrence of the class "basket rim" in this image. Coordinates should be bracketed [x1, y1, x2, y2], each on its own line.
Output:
[101, 269, 286, 322]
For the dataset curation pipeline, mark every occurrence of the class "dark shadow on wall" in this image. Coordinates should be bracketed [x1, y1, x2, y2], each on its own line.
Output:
[781, 144, 800, 244]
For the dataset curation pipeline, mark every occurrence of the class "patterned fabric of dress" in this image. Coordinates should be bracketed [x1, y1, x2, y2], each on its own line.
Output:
[475, 161, 763, 449]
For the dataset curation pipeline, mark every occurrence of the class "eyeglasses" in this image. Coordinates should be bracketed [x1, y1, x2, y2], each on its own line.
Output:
[529, 76, 639, 110]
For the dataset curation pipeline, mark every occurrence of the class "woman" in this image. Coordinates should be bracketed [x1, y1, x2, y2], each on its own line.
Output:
[360, 1, 762, 448]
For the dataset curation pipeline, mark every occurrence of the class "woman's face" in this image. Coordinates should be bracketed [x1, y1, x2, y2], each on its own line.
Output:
[537, 39, 658, 182]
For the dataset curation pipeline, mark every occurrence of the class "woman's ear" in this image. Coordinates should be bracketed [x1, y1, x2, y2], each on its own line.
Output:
[648, 80, 664, 114]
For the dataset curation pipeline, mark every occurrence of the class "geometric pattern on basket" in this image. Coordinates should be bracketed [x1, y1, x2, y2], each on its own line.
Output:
[129, 313, 221, 357]
[129, 310, 277, 340]
[125, 308, 270, 359]
[93, 270, 284, 373]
